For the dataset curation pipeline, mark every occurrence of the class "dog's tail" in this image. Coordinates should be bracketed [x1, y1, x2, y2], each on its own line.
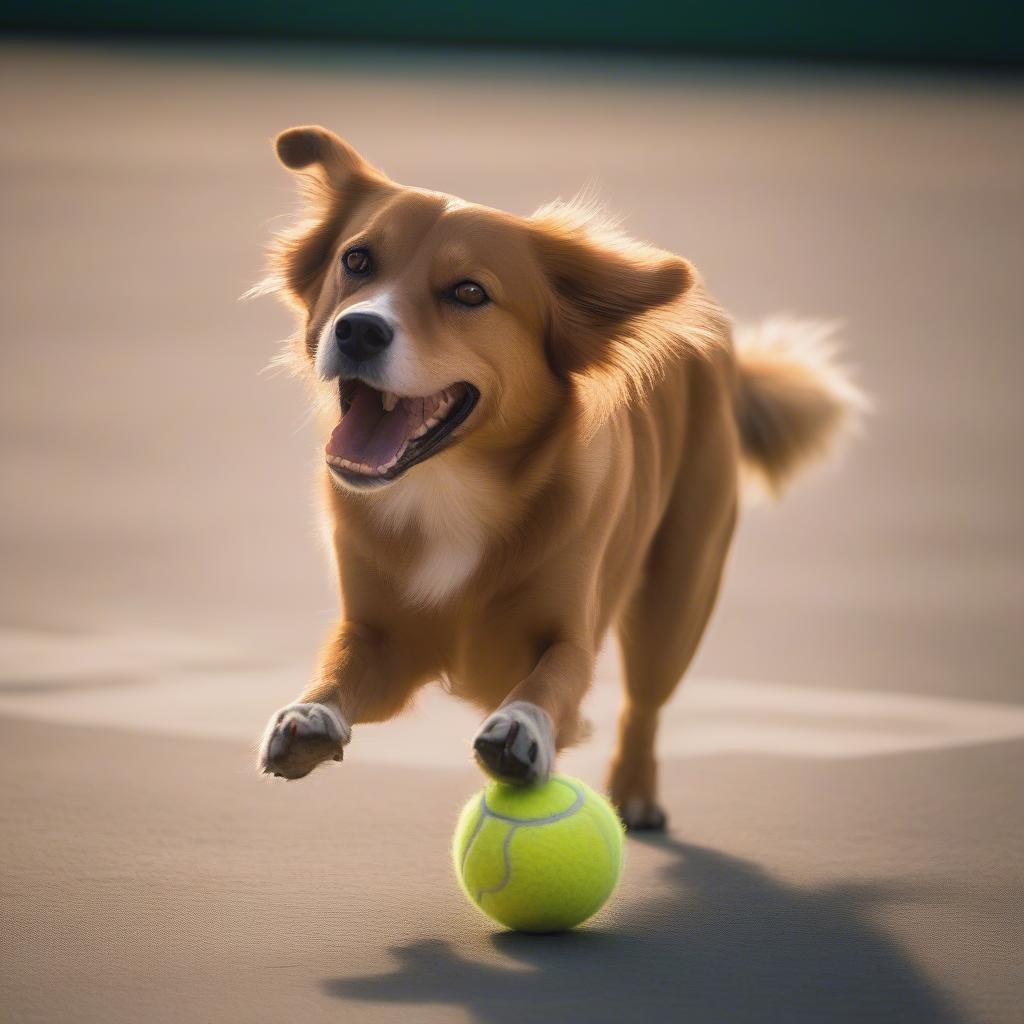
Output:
[734, 317, 867, 495]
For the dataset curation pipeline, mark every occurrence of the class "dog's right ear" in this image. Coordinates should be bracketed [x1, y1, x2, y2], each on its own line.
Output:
[274, 125, 386, 203]
[267, 127, 389, 309]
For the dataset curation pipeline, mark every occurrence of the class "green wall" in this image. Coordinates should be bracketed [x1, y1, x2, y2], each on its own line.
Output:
[2, 0, 1021, 64]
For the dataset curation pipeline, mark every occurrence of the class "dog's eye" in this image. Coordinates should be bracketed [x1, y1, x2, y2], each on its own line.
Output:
[452, 281, 488, 307]
[343, 248, 372, 276]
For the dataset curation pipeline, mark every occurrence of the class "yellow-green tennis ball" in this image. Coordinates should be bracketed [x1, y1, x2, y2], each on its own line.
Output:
[452, 774, 625, 933]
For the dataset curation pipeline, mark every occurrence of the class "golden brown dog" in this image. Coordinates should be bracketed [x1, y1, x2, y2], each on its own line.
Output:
[256, 125, 863, 829]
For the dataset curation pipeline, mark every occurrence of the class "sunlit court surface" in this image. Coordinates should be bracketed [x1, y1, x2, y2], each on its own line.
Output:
[2, 38, 1022, 1023]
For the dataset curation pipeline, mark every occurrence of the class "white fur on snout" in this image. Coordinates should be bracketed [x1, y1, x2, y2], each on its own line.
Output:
[258, 701, 351, 769]
[380, 325, 431, 397]
[315, 292, 400, 382]
[475, 700, 555, 783]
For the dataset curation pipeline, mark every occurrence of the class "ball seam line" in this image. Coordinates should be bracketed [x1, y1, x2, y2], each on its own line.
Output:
[459, 795, 488, 873]
[479, 778, 584, 826]
[474, 824, 517, 903]
[468, 779, 587, 905]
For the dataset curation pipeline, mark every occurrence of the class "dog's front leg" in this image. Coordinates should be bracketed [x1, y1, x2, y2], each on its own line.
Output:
[259, 621, 414, 780]
[473, 641, 593, 786]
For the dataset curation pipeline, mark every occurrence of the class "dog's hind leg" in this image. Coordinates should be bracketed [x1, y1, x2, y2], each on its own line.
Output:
[610, 469, 737, 831]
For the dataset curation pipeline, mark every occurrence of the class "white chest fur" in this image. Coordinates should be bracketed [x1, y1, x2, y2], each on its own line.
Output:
[374, 461, 492, 607]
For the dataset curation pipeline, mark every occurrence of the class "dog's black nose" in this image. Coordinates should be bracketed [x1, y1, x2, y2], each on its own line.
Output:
[335, 312, 393, 363]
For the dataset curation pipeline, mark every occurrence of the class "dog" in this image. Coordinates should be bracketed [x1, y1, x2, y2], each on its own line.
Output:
[256, 125, 863, 829]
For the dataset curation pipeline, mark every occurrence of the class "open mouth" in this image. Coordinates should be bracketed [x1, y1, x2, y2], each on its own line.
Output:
[325, 379, 480, 487]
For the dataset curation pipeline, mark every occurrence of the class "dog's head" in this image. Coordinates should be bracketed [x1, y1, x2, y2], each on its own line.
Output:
[267, 125, 700, 491]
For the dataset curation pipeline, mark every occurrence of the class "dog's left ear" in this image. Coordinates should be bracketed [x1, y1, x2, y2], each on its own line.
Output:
[530, 223, 692, 380]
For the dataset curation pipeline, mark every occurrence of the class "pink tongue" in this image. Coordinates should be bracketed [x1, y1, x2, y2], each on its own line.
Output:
[326, 385, 414, 470]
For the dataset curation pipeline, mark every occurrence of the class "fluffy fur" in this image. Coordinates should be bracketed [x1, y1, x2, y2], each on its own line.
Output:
[254, 125, 865, 829]
[735, 317, 867, 494]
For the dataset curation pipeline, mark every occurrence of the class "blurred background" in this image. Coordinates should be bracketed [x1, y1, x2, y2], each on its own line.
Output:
[1, 6, 1022, 1024]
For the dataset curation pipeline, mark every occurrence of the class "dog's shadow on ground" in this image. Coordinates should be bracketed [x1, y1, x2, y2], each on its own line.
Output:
[324, 835, 964, 1023]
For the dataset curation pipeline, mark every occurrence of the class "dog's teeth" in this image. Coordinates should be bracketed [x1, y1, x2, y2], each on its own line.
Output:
[382, 391, 398, 412]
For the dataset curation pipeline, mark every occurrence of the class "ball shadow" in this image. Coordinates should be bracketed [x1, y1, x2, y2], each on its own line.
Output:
[324, 834, 965, 1023]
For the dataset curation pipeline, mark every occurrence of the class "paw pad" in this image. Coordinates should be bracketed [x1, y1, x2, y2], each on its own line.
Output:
[258, 702, 349, 780]
[473, 702, 553, 785]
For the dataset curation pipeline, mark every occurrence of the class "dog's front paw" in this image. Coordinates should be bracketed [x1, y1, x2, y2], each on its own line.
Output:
[473, 701, 554, 786]
[259, 702, 350, 780]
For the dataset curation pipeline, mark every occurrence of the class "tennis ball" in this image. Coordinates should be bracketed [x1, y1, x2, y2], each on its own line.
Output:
[453, 773, 625, 932]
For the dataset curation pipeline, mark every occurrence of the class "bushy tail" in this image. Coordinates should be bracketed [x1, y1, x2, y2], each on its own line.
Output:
[734, 317, 867, 495]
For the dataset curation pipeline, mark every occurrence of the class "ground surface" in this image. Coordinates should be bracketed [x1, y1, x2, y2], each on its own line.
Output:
[1, 41, 1022, 1023]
